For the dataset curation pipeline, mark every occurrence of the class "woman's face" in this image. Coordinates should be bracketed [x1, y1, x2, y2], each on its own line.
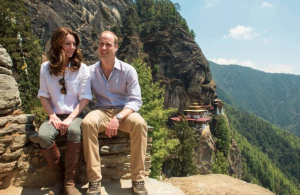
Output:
[61, 33, 76, 58]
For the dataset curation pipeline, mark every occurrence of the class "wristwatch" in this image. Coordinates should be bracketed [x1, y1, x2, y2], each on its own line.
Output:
[116, 114, 123, 120]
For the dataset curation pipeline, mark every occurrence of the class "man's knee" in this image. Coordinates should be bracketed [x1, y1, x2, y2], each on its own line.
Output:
[81, 112, 102, 137]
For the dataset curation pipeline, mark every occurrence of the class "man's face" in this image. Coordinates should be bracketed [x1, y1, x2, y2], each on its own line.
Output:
[98, 32, 118, 59]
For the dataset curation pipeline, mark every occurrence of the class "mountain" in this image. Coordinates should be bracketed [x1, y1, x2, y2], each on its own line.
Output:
[225, 104, 300, 194]
[209, 61, 300, 136]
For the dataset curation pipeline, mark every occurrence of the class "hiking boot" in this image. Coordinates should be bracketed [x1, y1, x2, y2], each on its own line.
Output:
[132, 180, 148, 195]
[86, 181, 101, 195]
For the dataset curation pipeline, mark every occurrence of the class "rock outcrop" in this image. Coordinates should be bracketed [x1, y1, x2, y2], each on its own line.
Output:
[0, 45, 21, 115]
[24, 0, 130, 64]
[143, 25, 217, 110]
[164, 174, 275, 195]
[0, 45, 36, 189]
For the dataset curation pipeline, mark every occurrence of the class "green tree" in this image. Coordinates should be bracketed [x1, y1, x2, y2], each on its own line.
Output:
[167, 118, 199, 177]
[0, 0, 43, 115]
[131, 58, 178, 178]
[212, 151, 230, 174]
[190, 29, 196, 40]
[214, 115, 231, 156]
[121, 3, 140, 36]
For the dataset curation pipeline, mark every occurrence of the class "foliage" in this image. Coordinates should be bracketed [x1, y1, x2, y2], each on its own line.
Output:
[225, 104, 300, 194]
[190, 29, 196, 40]
[214, 115, 231, 156]
[166, 118, 199, 177]
[0, 0, 43, 116]
[212, 151, 230, 174]
[29, 99, 47, 129]
[131, 58, 178, 178]
[115, 0, 195, 39]
[211, 115, 231, 174]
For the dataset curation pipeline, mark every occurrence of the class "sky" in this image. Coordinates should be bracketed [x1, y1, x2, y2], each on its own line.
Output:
[170, 0, 300, 75]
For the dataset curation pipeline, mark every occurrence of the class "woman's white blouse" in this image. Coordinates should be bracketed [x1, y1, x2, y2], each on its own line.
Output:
[37, 61, 92, 114]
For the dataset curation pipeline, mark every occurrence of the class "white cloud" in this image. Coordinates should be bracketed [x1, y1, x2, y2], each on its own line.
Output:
[260, 64, 294, 74]
[210, 58, 257, 69]
[205, 0, 221, 8]
[260, 2, 273, 8]
[210, 59, 298, 75]
[224, 25, 260, 40]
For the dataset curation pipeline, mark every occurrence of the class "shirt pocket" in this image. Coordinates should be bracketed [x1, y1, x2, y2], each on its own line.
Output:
[66, 81, 80, 94]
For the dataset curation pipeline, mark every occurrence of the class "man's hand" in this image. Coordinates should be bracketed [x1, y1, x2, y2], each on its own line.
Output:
[105, 117, 119, 138]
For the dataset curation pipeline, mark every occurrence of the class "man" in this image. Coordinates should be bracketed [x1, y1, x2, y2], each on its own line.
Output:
[81, 31, 148, 195]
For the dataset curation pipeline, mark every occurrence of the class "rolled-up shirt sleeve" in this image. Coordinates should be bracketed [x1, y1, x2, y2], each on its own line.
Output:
[78, 64, 92, 101]
[37, 62, 51, 99]
[125, 67, 143, 112]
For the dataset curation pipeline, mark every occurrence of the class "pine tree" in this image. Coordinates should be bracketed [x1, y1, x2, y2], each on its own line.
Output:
[0, 0, 45, 120]
[214, 115, 231, 156]
[131, 58, 178, 178]
[166, 118, 199, 177]
[212, 150, 230, 174]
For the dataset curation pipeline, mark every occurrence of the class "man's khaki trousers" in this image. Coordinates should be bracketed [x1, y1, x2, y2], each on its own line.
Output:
[81, 108, 148, 182]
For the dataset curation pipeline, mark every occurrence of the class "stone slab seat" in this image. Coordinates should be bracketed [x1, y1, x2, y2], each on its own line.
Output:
[28, 126, 153, 185]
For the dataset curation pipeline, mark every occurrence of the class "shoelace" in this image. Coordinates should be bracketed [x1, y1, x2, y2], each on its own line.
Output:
[89, 181, 100, 191]
[133, 181, 146, 191]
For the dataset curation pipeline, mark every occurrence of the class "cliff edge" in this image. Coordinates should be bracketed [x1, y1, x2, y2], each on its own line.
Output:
[0, 174, 274, 195]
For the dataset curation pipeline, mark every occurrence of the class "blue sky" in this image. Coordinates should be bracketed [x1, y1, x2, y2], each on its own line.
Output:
[170, 0, 300, 75]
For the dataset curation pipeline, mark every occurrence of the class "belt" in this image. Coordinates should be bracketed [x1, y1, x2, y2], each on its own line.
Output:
[56, 114, 70, 118]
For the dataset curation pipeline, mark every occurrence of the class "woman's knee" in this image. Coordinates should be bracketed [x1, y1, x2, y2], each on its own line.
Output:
[67, 127, 82, 142]
[38, 122, 56, 148]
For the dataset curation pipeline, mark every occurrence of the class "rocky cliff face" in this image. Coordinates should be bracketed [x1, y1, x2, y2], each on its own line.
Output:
[24, 0, 130, 64]
[143, 25, 217, 110]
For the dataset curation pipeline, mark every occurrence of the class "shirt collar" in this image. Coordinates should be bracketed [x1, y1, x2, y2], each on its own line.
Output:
[96, 57, 121, 70]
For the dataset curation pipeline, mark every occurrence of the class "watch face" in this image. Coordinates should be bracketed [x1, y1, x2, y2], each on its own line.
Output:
[117, 114, 122, 120]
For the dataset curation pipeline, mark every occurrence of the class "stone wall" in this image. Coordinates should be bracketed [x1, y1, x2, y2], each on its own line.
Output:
[0, 45, 36, 188]
[28, 128, 152, 187]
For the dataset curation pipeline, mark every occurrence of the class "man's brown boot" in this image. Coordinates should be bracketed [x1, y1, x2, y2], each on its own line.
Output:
[132, 180, 148, 195]
[40, 143, 64, 195]
[63, 141, 82, 195]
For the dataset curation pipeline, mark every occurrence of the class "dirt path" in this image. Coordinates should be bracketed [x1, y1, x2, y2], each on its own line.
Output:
[0, 178, 184, 195]
[0, 174, 275, 195]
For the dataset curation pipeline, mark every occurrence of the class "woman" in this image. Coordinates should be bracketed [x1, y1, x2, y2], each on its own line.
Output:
[37, 27, 91, 195]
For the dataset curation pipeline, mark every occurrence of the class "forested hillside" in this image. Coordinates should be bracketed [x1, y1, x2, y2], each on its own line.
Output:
[225, 104, 300, 194]
[209, 61, 300, 136]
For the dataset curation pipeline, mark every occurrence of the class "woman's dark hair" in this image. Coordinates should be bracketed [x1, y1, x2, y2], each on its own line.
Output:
[48, 27, 83, 76]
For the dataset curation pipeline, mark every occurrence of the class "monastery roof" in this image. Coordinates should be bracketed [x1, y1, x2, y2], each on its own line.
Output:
[196, 117, 211, 122]
[183, 109, 207, 112]
[170, 117, 211, 122]
[200, 105, 213, 108]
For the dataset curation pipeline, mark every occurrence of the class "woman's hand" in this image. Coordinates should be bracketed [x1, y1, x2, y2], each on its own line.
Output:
[48, 114, 62, 129]
[58, 117, 72, 136]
